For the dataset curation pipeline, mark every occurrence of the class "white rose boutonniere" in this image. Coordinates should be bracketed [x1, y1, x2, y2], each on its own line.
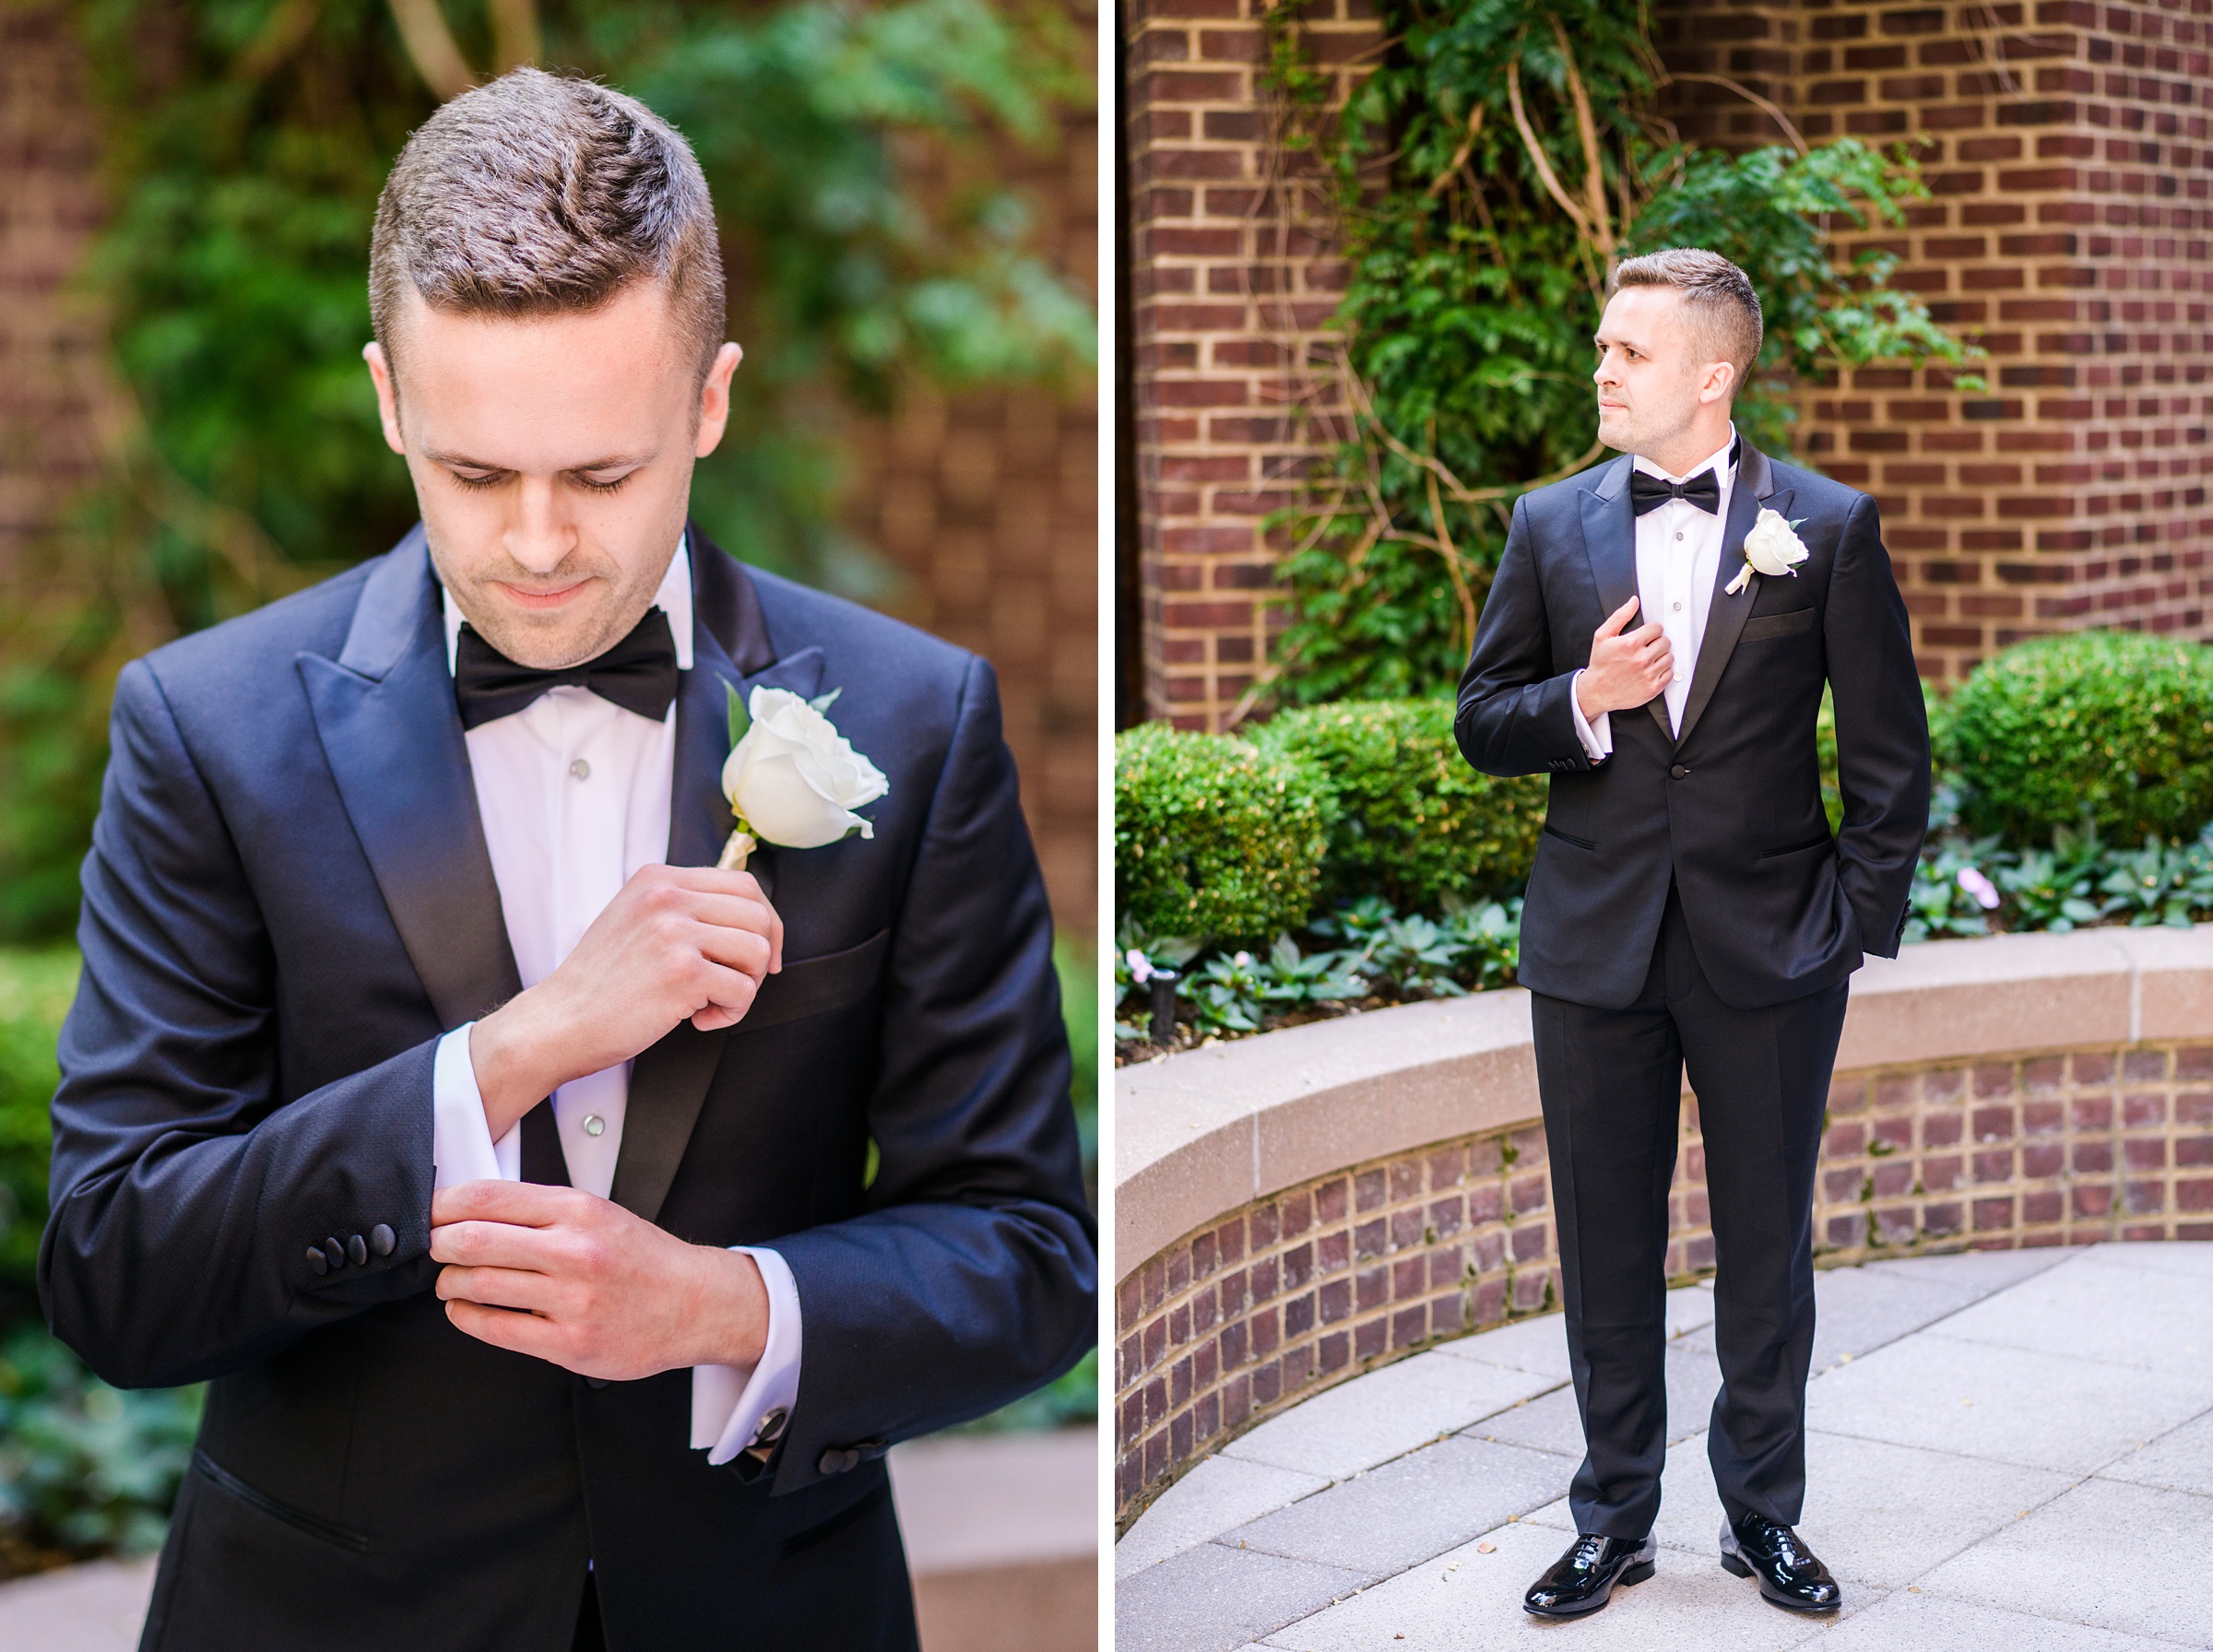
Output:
[715, 684, 889, 871]
[1724, 508, 1811, 596]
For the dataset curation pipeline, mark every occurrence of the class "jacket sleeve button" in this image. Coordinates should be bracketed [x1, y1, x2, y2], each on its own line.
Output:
[347, 1234, 369, 1268]
[322, 1238, 346, 1269]
[369, 1223, 396, 1257]
[306, 1245, 329, 1277]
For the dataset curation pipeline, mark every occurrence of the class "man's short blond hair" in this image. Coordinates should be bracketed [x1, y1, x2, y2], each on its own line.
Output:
[369, 67, 724, 384]
[1609, 249, 1763, 386]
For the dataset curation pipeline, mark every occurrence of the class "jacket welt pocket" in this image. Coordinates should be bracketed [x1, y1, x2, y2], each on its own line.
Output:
[1757, 832, 1835, 860]
[783, 1476, 892, 1559]
[194, 1449, 369, 1552]
[740, 927, 892, 1033]
[1542, 823, 1597, 852]
[1738, 607, 1817, 643]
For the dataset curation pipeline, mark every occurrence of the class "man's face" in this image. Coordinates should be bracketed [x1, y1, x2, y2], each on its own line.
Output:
[1592, 285, 1732, 460]
[365, 282, 742, 669]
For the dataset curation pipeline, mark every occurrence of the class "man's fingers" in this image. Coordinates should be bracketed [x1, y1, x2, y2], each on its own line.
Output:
[431, 1178, 586, 1230]
[430, 1218, 569, 1270]
[1595, 596, 1640, 639]
[436, 1263, 551, 1310]
[444, 1297, 566, 1361]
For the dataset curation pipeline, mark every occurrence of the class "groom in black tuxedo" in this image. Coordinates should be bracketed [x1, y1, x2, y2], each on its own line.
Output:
[1457, 250, 1928, 1619]
[39, 70, 1092, 1652]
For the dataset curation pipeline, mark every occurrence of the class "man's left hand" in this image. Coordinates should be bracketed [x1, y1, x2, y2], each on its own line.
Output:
[430, 1180, 769, 1380]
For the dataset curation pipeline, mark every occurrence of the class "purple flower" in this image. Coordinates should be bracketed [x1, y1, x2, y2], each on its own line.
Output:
[1125, 948, 1154, 985]
[1957, 867, 2000, 911]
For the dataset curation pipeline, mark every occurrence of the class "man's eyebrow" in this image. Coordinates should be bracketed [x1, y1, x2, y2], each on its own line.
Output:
[418, 447, 657, 473]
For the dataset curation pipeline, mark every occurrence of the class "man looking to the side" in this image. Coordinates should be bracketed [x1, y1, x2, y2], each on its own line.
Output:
[41, 69, 1094, 1652]
[1458, 249, 1928, 1620]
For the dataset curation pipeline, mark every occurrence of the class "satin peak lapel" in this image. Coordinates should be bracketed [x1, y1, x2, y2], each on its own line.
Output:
[298, 528, 522, 1031]
[1580, 455, 1673, 741]
[613, 537, 826, 1225]
[1675, 445, 1789, 749]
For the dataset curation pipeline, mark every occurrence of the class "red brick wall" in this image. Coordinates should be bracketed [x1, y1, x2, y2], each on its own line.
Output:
[1663, 0, 2213, 683]
[1122, 0, 1379, 728]
[1121, 0, 2213, 720]
[0, 3, 105, 595]
[844, 87, 1101, 939]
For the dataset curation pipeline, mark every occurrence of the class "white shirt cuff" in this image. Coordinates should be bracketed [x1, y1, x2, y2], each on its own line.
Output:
[432, 1023, 519, 1186]
[692, 1246, 803, 1467]
[1568, 669, 1613, 761]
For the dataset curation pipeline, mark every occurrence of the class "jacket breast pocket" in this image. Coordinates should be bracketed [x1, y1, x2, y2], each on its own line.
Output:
[1738, 606, 1817, 643]
[739, 927, 891, 1034]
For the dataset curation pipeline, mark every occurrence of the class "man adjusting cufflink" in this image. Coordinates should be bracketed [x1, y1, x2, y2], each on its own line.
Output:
[1456, 249, 1929, 1621]
[41, 69, 1093, 1652]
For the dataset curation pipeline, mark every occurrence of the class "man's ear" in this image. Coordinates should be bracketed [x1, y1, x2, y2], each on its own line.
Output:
[1699, 358, 1739, 407]
[695, 342, 745, 458]
[362, 342, 407, 456]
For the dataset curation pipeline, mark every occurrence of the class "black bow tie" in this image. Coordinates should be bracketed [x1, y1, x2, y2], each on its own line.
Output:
[453, 608, 680, 731]
[1628, 467, 1722, 516]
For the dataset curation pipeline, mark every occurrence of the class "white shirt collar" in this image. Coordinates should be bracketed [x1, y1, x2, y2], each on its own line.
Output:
[442, 536, 693, 675]
[1632, 424, 1738, 488]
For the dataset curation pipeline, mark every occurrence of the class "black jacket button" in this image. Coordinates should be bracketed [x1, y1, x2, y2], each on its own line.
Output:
[306, 1245, 328, 1276]
[819, 1447, 859, 1475]
[347, 1233, 369, 1268]
[322, 1238, 346, 1269]
[1670, 763, 1689, 779]
[369, 1223, 396, 1257]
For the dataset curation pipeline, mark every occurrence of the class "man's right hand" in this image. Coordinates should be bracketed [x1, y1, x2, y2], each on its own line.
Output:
[1576, 596, 1674, 720]
[467, 865, 785, 1139]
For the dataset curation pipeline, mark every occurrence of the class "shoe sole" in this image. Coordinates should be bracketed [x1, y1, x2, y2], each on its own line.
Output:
[1521, 1559, 1656, 1618]
[1720, 1551, 1841, 1613]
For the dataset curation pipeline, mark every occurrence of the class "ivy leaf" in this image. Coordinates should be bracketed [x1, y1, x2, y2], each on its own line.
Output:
[727, 681, 751, 748]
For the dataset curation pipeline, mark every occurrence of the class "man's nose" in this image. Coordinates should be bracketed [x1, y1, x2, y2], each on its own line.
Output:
[504, 478, 576, 573]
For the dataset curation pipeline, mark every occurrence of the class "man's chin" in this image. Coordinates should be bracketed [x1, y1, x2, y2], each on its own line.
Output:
[467, 605, 630, 671]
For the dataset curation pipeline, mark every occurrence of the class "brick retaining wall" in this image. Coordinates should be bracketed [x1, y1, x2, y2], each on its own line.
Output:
[1115, 1034, 2213, 1523]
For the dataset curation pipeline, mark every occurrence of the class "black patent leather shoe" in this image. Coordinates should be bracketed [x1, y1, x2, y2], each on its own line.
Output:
[1521, 1531, 1657, 1617]
[1719, 1512, 1842, 1612]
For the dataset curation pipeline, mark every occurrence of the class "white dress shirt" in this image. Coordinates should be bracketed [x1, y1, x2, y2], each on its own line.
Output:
[1570, 428, 1739, 760]
[428, 540, 800, 1468]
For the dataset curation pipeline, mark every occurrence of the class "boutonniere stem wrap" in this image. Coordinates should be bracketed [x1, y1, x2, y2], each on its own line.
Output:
[1725, 508, 1811, 596]
[716, 684, 889, 872]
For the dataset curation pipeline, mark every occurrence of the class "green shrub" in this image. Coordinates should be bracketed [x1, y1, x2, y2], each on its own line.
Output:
[0, 950, 75, 1323]
[1114, 725, 1331, 945]
[0, 1325, 202, 1563]
[1249, 699, 1544, 911]
[1949, 631, 2213, 844]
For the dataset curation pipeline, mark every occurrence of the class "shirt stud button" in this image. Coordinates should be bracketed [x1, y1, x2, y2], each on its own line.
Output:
[570, 759, 591, 781]
[583, 1114, 606, 1138]
[1673, 601, 1682, 611]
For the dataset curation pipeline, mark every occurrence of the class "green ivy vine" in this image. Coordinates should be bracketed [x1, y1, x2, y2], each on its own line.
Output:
[0, 0, 1094, 941]
[1257, 0, 1981, 709]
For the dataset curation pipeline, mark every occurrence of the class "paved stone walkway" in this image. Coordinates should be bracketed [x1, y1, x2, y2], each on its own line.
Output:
[1118, 1243, 2213, 1650]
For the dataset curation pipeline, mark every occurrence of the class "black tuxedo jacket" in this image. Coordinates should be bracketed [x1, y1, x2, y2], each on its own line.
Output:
[1456, 444, 1930, 1011]
[39, 525, 1095, 1651]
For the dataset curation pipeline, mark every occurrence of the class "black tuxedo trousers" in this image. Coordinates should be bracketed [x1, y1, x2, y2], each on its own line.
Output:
[1532, 884, 1848, 1537]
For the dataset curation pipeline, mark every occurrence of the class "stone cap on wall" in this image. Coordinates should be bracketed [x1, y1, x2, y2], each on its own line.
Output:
[1115, 925, 2213, 1281]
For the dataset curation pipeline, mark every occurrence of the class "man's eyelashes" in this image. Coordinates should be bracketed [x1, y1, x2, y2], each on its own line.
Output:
[446, 470, 635, 493]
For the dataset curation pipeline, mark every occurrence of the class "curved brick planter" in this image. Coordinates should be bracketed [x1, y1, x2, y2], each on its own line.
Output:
[1113, 926, 2213, 1523]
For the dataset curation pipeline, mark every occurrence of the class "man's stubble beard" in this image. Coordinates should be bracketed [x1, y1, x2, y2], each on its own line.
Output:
[430, 530, 678, 671]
